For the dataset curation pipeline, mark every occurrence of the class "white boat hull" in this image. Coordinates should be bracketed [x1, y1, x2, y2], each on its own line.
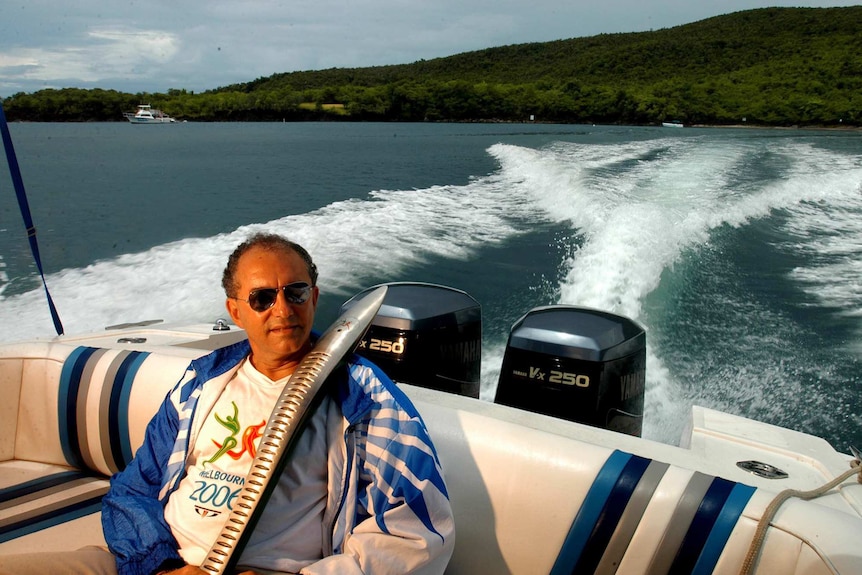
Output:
[128, 116, 175, 124]
[126, 104, 176, 124]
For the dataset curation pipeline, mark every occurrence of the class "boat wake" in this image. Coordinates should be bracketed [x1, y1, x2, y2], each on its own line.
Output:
[482, 136, 862, 444]
[1, 133, 860, 447]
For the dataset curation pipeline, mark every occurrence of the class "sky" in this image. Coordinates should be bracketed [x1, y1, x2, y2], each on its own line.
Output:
[0, 1, 858, 97]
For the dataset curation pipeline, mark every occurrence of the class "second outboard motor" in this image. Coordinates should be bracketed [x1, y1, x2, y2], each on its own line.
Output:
[340, 283, 481, 398]
[494, 306, 645, 436]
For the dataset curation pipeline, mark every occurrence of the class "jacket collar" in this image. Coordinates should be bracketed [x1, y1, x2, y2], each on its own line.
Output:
[333, 357, 376, 424]
[187, 334, 376, 426]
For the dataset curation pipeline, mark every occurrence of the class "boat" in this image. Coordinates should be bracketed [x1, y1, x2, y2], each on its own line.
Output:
[662, 120, 685, 128]
[125, 104, 176, 124]
[1, 105, 860, 573]
[0, 281, 860, 574]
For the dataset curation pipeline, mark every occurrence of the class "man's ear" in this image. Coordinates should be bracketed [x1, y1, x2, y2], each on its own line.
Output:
[311, 285, 320, 311]
[226, 298, 244, 328]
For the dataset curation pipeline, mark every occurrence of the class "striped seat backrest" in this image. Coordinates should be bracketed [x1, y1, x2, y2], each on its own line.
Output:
[59, 347, 192, 476]
[15, 346, 190, 476]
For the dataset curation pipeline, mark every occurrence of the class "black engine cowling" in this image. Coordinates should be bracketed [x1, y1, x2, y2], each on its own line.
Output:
[340, 282, 481, 398]
[494, 305, 645, 436]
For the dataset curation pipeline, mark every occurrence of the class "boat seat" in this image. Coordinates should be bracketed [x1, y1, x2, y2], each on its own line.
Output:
[0, 344, 190, 546]
[1, 344, 860, 574]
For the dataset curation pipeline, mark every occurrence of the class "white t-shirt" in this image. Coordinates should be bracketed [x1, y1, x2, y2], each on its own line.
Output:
[164, 358, 331, 572]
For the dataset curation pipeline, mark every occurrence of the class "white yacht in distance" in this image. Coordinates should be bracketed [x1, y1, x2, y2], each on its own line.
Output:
[125, 104, 176, 124]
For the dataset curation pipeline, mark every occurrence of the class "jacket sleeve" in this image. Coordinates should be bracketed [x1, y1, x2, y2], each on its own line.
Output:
[301, 364, 455, 575]
[101, 392, 185, 575]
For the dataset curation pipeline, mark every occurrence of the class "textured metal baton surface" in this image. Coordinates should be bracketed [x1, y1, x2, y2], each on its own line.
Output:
[199, 286, 387, 574]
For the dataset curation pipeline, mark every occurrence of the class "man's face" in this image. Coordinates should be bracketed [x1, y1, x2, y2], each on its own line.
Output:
[225, 246, 319, 376]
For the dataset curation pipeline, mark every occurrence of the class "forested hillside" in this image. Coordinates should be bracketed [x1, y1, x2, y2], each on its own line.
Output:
[3, 7, 861, 125]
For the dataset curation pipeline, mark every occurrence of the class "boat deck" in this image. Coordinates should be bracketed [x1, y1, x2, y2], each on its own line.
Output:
[2, 323, 860, 573]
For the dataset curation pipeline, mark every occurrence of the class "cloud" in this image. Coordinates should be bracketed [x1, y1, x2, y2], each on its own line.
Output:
[88, 28, 180, 62]
[0, 24, 181, 94]
[1, 46, 101, 83]
[86, 27, 181, 78]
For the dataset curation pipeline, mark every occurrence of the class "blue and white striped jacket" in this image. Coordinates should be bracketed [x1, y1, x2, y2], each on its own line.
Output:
[102, 339, 455, 575]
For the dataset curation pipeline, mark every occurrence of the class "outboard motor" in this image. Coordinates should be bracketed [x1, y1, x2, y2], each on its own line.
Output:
[340, 283, 481, 398]
[494, 306, 645, 436]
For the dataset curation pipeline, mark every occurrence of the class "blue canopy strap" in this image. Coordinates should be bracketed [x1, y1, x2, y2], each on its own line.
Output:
[0, 102, 64, 335]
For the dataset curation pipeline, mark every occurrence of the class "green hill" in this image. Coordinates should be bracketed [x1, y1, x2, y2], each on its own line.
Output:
[5, 7, 862, 125]
[239, 7, 862, 90]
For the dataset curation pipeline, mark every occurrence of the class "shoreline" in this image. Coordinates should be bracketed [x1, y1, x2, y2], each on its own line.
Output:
[8, 118, 862, 131]
[689, 122, 862, 132]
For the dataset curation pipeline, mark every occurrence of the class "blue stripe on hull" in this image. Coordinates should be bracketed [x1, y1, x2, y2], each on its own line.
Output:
[550, 450, 632, 575]
[551, 450, 756, 575]
[575, 454, 652, 573]
[691, 483, 757, 575]
[668, 477, 736, 575]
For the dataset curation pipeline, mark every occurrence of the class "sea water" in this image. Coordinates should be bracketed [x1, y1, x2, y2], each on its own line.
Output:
[1, 122, 859, 451]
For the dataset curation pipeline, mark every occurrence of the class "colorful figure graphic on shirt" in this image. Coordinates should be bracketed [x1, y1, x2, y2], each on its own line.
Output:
[228, 420, 266, 459]
[205, 402, 240, 466]
[205, 401, 266, 466]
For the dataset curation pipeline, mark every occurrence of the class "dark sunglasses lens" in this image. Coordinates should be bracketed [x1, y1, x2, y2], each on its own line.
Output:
[248, 289, 278, 312]
[246, 284, 310, 311]
[283, 283, 311, 304]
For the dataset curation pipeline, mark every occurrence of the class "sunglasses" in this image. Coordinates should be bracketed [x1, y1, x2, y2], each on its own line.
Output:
[234, 282, 313, 312]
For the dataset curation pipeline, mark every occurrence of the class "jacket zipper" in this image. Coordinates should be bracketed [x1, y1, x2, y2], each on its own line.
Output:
[328, 423, 355, 555]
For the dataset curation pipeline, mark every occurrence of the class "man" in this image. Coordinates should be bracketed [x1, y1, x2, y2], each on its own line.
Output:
[102, 233, 455, 574]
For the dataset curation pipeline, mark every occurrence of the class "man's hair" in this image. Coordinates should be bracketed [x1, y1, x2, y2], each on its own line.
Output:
[222, 232, 319, 298]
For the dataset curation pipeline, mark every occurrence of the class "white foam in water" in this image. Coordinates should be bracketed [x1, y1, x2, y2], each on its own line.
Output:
[778, 150, 862, 320]
[0, 257, 7, 296]
[488, 137, 862, 443]
[0, 173, 535, 342]
[2, 132, 860, 448]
